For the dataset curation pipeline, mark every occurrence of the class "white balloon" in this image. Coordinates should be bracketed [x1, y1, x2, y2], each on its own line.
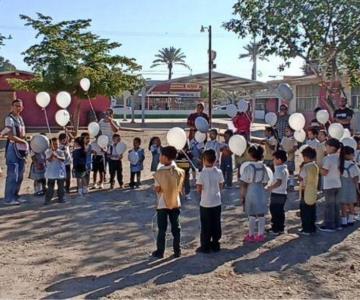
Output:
[342, 128, 351, 139]
[195, 116, 209, 133]
[97, 135, 109, 148]
[341, 137, 357, 151]
[195, 131, 206, 143]
[115, 142, 127, 155]
[328, 123, 344, 140]
[277, 83, 294, 100]
[226, 104, 238, 118]
[265, 112, 277, 126]
[316, 109, 330, 125]
[237, 99, 249, 112]
[167, 127, 187, 150]
[36, 92, 51, 108]
[55, 109, 70, 127]
[30, 135, 50, 153]
[289, 113, 306, 131]
[294, 129, 306, 142]
[80, 78, 91, 92]
[88, 122, 100, 137]
[298, 144, 309, 153]
[128, 151, 139, 165]
[229, 134, 247, 156]
[56, 91, 72, 109]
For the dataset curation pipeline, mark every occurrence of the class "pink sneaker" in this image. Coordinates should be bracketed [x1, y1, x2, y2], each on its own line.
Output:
[255, 234, 265, 242]
[243, 234, 255, 243]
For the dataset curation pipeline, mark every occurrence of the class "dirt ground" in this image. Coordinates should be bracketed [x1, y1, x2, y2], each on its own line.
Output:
[1, 130, 360, 299]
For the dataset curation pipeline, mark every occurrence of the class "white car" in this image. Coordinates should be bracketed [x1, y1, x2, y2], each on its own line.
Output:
[112, 104, 131, 115]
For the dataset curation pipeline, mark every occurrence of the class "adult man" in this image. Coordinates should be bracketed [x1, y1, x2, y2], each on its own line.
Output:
[98, 108, 120, 144]
[4, 99, 28, 205]
[333, 97, 353, 130]
[187, 103, 210, 129]
[275, 104, 290, 141]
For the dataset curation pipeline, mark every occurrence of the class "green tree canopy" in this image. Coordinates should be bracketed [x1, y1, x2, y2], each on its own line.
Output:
[224, 0, 360, 88]
[0, 56, 16, 72]
[151, 47, 191, 80]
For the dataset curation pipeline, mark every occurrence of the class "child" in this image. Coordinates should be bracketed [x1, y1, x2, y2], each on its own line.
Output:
[175, 143, 192, 200]
[280, 127, 297, 176]
[108, 133, 124, 189]
[29, 148, 47, 196]
[338, 146, 360, 227]
[81, 132, 92, 187]
[298, 146, 319, 235]
[266, 150, 289, 235]
[152, 146, 185, 258]
[44, 137, 66, 205]
[354, 136, 360, 165]
[72, 137, 88, 196]
[129, 137, 145, 188]
[189, 129, 205, 178]
[235, 140, 251, 181]
[90, 136, 106, 189]
[204, 129, 221, 164]
[196, 149, 224, 253]
[59, 133, 72, 193]
[240, 145, 270, 242]
[220, 129, 233, 188]
[319, 138, 342, 232]
[263, 126, 278, 170]
[306, 127, 323, 167]
[149, 136, 161, 172]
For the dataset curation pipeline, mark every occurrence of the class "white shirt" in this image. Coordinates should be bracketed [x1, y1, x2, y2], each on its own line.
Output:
[322, 154, 341, 189]
[204, 140, 222, 161]
[196, 167, 224, 208]
[45, 149, 66, 179]
[240, 162, 270, 184]
[355, 150, 360, 166]
[99, 119, 119, 144]
[306, 138, 321, 150]
[272, 164, 289, 194]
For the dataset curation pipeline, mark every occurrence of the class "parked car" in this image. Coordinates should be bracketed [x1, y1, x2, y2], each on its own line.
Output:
[111, 104, 131, 115]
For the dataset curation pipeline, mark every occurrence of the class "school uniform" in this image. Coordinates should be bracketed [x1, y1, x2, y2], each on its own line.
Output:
[306, 138, 324, 167]
[129, 148, 145, 187]
[108, 143, 123, 188]
[150, 144, 161, 172]
[263, 136, 278, 170]
[196, 167, 224, 251]
[322, 154, 342, 229]
[189, 139, 204, 171]
[269, 164, 289, 233]
[91, 142, 106, 174]
[299, 161, 319, 233]
[204, 140, 222, 164]
[59, 143, 72, 193]
[220, 143, 233, 187]
[338, 160, 360, 204]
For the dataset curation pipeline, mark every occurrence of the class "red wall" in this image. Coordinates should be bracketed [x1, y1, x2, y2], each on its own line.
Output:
[0, 72, 110, 127]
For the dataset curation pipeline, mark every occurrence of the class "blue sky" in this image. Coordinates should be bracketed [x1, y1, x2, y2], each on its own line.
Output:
[0, 0, 303, 81]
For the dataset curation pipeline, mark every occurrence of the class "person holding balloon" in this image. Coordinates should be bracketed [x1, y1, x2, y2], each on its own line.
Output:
[275, 104, 290, 141]
[262, 127, 278, 170]
[187, 103, 209, 130]
[72, 137, 88, 197]
[129, 137, 145, 189]
[204, 129, 222, 165]
[220, 129, 234, 188]
[108, 134, 124, 189]
[90, 136, 106, 189]
[280, 127, 297, 177]
[149, 136, 162, 173]
[29, 145, 47, 196]
[59, 133, 72, 193]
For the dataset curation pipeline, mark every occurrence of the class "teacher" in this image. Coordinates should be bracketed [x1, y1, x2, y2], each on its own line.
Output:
[4, 99, 28, 205]
[187, 103, 209, 129]
[98, 108, 120, 144]
[333, 97, 354, 131]
[275, 104, 290, 141]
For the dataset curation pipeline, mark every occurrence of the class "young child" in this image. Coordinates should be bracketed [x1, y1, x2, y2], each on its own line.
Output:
[149, 136, 161, 172]
[175, 142, 192, 200]
[298, 146, 319, 235]
[129, 137, 145, 188]
[220, 129, 233, 188]
[235, 140, 251, 181]
[29, 148, 47, 196]
[306, 127, 323, 167]
[81, 132, 92, 187]
[204, 129, 222, 164]
[354, 135, 360, 165]
[263, 126, 278, 170]
[196, 149, 224, 253]
[108, 133, 124, 189]
[44, 137, 66, 205]
[72, 137, 88, 196]
[90, 136, 106, 189]
[240, 145, 270, 242]
[59, 133, 72, 193]
[266, 150, 289, 235]
[189, 129, 205, 180]
[152, 146, 185, 258]
[338, 146, 360, 227]
[280, 127, 297, 176]
[319, 138, 342, 232]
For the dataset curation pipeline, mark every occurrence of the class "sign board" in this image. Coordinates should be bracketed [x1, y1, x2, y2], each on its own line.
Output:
[170, 83, 201, 91]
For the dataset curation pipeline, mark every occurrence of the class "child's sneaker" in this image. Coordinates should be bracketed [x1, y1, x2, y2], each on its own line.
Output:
[99, 183, 104, 189]
[151, 250, 164, 259]
[255, 234, 265, 242]
[243, 234, 255, 243]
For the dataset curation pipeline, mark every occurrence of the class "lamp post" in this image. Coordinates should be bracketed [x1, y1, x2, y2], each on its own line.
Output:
[201, 25, 213, 127]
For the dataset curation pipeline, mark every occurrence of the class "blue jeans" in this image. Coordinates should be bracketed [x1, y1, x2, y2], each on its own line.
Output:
[4, 143, 25, 202]
[221, 157, 233, 187]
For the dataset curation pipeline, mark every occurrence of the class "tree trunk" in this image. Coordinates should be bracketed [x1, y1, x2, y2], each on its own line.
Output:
[252, 57, 257, 80]
[168, 65, 172, 80]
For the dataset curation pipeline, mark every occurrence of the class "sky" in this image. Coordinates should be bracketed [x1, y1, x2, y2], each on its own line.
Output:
[0, 0, 304, 82]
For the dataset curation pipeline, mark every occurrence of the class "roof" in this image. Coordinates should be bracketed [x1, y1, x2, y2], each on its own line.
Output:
[0, 70, 34, 76]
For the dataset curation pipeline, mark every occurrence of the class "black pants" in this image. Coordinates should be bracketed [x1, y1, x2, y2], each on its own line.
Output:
[130, 171, 141, 187]
[65, 165, 71, 192]
[156, 208, 181, 255]
[45, 179, 65, 203]
[300, 199, 317, 233]
[270, 193, 287, 232]
[200, 205, 222, 250]
[109, 160, 123, 186]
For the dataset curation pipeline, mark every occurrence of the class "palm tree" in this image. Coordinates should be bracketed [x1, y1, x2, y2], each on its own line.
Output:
[239, 39, 268, 80]
[151, 47, 190, 80]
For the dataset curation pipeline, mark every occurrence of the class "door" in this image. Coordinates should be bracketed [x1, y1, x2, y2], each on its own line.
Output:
[254, 98, 266, 120]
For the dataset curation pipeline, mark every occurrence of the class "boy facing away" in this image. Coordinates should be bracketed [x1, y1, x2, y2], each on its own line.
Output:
[152, 146, 185, 259]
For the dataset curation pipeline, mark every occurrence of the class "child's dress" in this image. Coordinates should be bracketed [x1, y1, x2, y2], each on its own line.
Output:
[338, 160, 360, 204]
[150, 144, 161, 172]
[189, 138, 204, 170]
[72, 148, 87, 178]
[241, 162, 270, 216]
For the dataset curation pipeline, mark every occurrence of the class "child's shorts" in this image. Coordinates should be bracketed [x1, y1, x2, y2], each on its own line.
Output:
[92, 155, 105, 173]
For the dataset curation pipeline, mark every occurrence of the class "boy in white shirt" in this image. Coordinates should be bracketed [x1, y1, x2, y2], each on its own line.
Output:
[204, 129, 222, 164]
[306, 127, 323, 167]
[266, 150, 289, 235]
[196, 149, 224, 253]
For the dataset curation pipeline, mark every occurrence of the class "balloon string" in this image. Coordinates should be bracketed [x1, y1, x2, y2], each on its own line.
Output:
[180, 149, 198, 172]
[86, 94, 98, 122]
[43, 108, 51, 134]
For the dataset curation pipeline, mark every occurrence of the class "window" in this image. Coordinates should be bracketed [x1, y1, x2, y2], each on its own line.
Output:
[296, 84, 320, 112]
[351, 87, 360, 110]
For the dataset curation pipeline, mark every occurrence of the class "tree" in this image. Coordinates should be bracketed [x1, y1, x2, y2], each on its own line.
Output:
[0, 57, 16, 72]
[8, 13, 144, 130]
[224, 0, 360, 108]
[151, 47, 190, 80]
[239, 38, 268, 80]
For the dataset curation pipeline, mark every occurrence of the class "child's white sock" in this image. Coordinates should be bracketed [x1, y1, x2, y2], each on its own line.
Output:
[249, 216, 256, 236]
[341, 217, 348, 225]
[348, 214, 354, 224]
[258, 217, 266, 236]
